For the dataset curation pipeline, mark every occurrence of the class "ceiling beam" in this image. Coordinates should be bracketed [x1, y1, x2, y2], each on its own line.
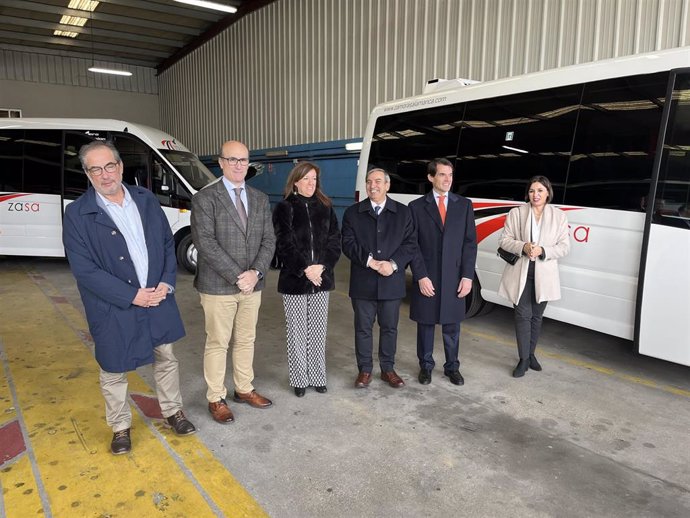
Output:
[3, 16, 185, 48]
[0, 0, 200, 35]
[0, 30, 171, 58]
[99, 0, 222, 22]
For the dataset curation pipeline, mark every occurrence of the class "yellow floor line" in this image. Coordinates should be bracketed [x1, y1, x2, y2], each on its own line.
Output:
[0, 266, 266, 517]
[0, 455, 44, 518]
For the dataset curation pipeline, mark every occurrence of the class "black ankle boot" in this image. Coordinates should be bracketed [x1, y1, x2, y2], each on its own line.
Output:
[294, 387, 306, 397]
[529, 354, 542, 371]
[512, 359, 529, 378]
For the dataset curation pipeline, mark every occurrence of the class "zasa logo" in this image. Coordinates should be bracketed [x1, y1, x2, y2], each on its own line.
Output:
[1, 193, 40, 212]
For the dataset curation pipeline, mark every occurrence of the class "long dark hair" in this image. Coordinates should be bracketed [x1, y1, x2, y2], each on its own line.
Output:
[284, 161, 332, 207]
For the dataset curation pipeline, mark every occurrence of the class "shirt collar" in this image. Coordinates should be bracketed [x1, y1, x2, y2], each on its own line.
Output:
[222, 177, 245, 192]
[96, 185, 130, 209]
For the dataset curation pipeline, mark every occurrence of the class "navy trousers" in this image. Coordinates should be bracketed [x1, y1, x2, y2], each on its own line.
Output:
[416, 322, 461, 373]
[351, 298, 401, 373]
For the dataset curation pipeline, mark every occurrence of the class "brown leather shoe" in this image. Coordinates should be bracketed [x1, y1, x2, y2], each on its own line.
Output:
[233, 390, 272, 409]
[354, 371, 372, 388]
[208, 399, 234, 423]
[381, 370, 405, 388]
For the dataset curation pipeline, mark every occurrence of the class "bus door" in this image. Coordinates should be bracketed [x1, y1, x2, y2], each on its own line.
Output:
[111, 133, 180, 230]
[637, 71, 690, 366]
[0, 129, 64, 257]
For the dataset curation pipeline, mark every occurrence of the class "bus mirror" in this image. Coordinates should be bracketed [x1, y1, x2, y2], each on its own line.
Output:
[246, 162, 264, 181]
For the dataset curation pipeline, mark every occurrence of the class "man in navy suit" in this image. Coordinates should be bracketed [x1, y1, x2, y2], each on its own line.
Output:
[342, 168, 417, 389]
[409, 158, 478, 386]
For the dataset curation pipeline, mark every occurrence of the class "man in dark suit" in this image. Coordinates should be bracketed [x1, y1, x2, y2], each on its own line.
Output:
[342, 168, 417, 388]
[63, 141, 196, 455]
[192, 140, 276, 424]
[409, 158, 477, 386]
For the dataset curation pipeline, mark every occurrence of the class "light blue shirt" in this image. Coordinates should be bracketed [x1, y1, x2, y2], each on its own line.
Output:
[222, 177, 248, 213]
[96, 187, 149, 288]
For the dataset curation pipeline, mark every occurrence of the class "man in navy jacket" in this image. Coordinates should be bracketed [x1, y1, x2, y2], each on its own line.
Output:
[409, 158, 478, 386]
[63, 141, 195, 455]
[342, 168, 417, 389]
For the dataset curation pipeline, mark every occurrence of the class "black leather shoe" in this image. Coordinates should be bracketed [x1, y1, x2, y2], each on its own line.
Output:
[513, 359, 529, 378]
[444, 370, 464, 386]
[111, 428, 131, 455]
[529, 354, 542, 371]
[166, 410, 196, 436]
[314, 386, 327, 393]
[418, 369, 432, 385]
[294, 387, 306, 397]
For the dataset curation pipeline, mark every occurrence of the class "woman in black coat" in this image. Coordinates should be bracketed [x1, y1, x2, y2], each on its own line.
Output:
[272, 161, 341, 397]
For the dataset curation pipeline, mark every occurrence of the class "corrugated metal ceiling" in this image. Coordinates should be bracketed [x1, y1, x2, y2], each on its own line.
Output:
[0, 0, 274, 71]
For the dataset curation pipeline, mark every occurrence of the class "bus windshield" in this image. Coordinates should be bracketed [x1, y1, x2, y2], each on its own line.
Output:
[160, 150, 216, 191]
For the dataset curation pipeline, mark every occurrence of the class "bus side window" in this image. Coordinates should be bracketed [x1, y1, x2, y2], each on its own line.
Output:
[112, 135, 151, 189]
[22, 130, 62, 195]
[64, 131, 95, 198]
[152, 159, 175, 205]
[0, 130, 23, 191]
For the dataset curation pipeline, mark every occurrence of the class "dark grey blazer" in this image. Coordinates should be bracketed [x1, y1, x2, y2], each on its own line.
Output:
[191, 178, 276, 295]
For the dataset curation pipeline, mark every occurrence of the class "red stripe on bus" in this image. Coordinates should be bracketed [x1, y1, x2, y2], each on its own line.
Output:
[476, 215, 508, 243]
[0, 193, 30, 203]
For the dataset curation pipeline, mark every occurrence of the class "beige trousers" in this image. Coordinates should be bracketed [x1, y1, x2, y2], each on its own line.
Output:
[200, 290, 262, 402]
[99, 343, 182, 433]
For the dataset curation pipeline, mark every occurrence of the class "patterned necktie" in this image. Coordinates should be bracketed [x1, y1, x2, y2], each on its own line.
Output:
[233, 187, 247, 231]
[438, 195, 446, 225]
[374, 205, 381, 216]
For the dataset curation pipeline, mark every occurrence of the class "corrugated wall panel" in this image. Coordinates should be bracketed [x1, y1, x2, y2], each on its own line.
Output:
[159, 0, 690, 154]
[0, 49, 157, 94]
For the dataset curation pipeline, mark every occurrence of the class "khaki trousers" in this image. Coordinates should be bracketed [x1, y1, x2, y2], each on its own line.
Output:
[200, 290, 261, 402]
[99, 343, 182, 433]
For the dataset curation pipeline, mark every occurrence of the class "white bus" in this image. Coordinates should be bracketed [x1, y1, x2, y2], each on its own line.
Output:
[358, 47, 690, 366]
[0, 119, 218, 272]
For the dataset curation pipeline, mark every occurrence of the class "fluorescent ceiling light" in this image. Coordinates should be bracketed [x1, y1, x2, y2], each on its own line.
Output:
[88, 67, 133, 77]
[501, 145, 528, 154]
[174, 0, 238, 14]
[54, 30, 79, 38]
[346, 142, 363, 151]
[68, 0, 100, 11]
[60, 15, 88, 26]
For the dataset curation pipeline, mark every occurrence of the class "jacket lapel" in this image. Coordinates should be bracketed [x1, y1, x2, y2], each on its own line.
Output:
[423, 192, 444, 231]
[216, 181, 246, 234]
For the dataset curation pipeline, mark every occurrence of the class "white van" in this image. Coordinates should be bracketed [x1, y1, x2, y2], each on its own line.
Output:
[0, 118, 217, 272]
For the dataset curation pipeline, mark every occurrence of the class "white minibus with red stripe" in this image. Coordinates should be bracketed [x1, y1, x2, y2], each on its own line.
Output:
[0, 119, 218, 272]
[357, 48, 690, 366]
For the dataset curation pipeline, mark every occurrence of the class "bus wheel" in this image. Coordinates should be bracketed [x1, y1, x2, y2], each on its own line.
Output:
[465, 276, 493, 318]
[176, 233, 197, 273]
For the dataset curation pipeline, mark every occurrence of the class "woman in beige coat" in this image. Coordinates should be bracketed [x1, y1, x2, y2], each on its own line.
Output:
[498, 176, 570, 378]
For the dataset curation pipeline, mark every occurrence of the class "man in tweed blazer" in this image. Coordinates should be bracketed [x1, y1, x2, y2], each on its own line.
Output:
[191, 140, 276, 424]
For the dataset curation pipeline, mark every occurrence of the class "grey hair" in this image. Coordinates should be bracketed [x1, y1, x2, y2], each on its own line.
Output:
[78, 140, 122, 171]
[366, 167, 390, 183]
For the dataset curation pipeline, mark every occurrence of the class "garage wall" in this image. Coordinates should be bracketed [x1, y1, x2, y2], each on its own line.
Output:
[159, 0, 690, 155]
[0, 49, 159, 127]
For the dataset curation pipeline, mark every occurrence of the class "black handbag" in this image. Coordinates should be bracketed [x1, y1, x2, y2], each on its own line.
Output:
[497, 247, 520, 265]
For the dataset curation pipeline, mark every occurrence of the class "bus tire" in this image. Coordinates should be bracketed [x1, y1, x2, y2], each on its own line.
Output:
[465, 276, 493, 318]
[176, 232, 197, 274]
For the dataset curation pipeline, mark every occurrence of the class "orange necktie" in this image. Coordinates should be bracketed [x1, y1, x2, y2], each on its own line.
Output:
[438, 194, 446, 225]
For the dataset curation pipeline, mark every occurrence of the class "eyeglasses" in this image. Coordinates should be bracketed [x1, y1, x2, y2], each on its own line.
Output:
[86, 161, 120, 176]
[220, 156, 250, 167]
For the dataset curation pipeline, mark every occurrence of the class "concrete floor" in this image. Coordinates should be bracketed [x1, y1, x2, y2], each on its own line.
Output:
[3, 255, 690, 517]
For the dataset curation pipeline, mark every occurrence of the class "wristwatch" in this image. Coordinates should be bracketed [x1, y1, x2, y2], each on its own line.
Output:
[253, 269, 264, 280]
[390, 260, 398, 273]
